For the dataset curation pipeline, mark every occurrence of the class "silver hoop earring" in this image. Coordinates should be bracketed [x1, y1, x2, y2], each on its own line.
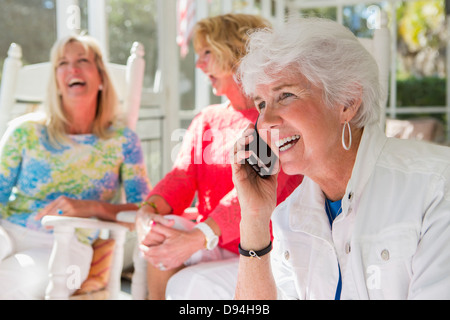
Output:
[342, 121, 352, 151]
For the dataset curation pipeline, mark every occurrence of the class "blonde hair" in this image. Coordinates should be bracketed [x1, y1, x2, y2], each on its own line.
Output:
[193, 13, 270, 73]
[44, 34, 119, 146]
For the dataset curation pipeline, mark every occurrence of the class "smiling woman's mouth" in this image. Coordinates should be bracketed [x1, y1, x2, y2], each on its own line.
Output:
[276, 135, 300, 151]
[68, 79, 86, 88]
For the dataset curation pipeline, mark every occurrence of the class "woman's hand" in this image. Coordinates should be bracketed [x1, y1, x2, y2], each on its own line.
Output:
[34, 196, 101, 221]
[139, 221, 205, 270]
[231, 124, 278, 227]
[232, 124, 279, 300]
[135, 202, 174, 243]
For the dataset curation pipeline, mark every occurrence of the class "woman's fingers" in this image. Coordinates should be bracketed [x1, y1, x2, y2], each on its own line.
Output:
[34, 196, 67, 220]
[138, 224, 186, 270]
[138, 214, 175, 246]
[232, 125, 256, 166]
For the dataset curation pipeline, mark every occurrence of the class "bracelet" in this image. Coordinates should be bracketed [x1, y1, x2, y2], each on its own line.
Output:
[139, 201, 158, 212]
[238, 241, 272, 259]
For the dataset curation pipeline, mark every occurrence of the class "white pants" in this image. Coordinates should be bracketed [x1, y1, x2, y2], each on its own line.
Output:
[166, 257, 239, 300]
[164, 215, 239, 300]
[0, 221, 93, 300]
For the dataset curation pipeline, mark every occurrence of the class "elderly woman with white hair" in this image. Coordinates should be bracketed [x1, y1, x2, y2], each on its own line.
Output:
[232, 17, 450, 299]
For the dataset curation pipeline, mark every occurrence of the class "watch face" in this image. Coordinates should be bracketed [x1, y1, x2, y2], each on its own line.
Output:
[207, 236, 219, 250]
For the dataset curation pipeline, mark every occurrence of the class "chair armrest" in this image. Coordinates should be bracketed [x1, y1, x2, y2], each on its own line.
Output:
[41, 216, 128, 300]
[41, 215, 128, 233]
[116, 210, 150, 299]
[116, 207, 200, 224]
[116, 210, 137, 223]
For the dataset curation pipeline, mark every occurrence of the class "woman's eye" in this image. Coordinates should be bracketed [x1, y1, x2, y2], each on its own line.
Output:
[280, 92, 294, 100]
[201, 49, 211, 57]
[257, 101, 266, 110]
[278, 92, 296, 105]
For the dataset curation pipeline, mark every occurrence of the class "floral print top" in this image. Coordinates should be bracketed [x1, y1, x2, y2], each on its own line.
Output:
[0, 118, 151, 244]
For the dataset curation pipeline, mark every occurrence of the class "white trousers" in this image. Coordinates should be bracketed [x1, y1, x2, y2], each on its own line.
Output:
[164, 215, 239, 300]
[166, 257, 239, 300]
[0, 221, 92, 300]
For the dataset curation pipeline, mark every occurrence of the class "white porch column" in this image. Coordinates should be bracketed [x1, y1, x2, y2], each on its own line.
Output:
[274, 0, 286, 27]
[195, 0, 210, 111]
[87, 0, 109, 61]
[261, 0, 272, 20]
[158, 0, 180, 174]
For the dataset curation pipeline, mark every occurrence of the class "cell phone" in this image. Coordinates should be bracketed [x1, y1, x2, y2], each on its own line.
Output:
[245, 119, 278, 178]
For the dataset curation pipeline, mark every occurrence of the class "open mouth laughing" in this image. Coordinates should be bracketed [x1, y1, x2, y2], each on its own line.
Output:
[275, 135, 300, 152]
[68, 78, 86, 88]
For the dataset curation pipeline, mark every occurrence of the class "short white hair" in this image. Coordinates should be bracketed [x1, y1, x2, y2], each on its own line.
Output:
[238, 17, 382, 127]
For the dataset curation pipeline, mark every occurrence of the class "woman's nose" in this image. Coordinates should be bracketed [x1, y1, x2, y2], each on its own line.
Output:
[67, 62, 81, 73]
[258, 107, 280, 131]
[196, 57, 206, 70]
[257, 111, 281, 148]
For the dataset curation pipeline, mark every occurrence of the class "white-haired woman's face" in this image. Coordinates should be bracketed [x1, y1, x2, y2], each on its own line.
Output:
[55, 41, 102, 107]
[254, 73, 342, 176]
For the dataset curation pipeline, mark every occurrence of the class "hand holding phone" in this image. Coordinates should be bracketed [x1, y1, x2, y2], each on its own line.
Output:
[245, 120, 278, 178]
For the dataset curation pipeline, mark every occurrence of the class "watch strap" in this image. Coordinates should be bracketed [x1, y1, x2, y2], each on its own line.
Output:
[194, 222, 218, 249]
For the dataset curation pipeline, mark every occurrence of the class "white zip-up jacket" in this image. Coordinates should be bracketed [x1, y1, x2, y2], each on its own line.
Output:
[271, 123, 450, 299]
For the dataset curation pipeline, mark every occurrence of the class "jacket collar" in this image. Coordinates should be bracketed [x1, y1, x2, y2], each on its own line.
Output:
[288, 176, 331, 241]
[288, 122, 387, 237]
[342, 122, 387, 214]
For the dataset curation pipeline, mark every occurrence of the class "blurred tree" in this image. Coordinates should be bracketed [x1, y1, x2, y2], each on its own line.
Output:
[107, 0, 159, 88]
[0, 0, 57, 82]
[397, 0, 446, 78]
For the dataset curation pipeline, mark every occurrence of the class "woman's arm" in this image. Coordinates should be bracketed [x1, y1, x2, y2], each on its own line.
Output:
[235, 214, 276, 299]
[34, 196, 139, 221]
[143, 116, 202, 216]
[232, 124, 279, 299]
[0, 125, 23, 216]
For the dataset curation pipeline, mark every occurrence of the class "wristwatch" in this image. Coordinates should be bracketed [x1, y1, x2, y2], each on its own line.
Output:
[194, 222, 219, 250]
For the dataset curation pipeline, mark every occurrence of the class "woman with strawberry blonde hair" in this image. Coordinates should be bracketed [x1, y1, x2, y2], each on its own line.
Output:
[136, 14, 302, 300]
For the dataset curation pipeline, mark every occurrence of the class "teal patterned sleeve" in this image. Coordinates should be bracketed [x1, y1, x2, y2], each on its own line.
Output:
[0, 125, 26, 219]
[120, 128, 151, 204]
